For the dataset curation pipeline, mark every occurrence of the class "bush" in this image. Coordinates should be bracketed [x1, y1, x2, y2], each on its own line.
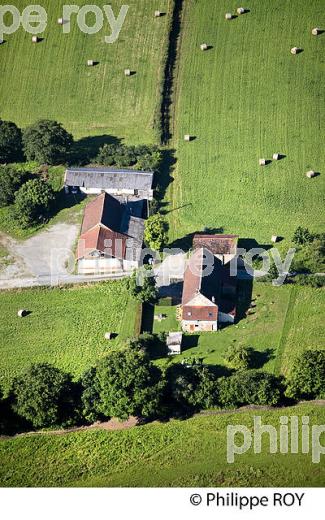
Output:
[0, 119, 23, 163]
[144, 213, 168, 251]
[218, 370, 282, 408]
[128, 268, 158, 303]
[0, 166, 28, 207]
[293, 226, 314, 246]
[224, 344, 254, 370]
[95, 348, 165, 420]
[14, 178, 55, 227]
[11, 363, 76, 428]
[80, 367, 102, 423]
[23, 119, 73, 165]
[285, 350, 325, 400]
[96, 143, 161, 171]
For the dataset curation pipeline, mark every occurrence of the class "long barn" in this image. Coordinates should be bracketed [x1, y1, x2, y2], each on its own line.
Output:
[64, 167, 154, 200]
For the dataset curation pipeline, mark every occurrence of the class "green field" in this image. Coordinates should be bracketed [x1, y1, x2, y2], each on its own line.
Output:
[0, 404, 324, 486]
[0, 281, 139, 392]
[152, 284, 325, 375]
[0, 0, 171, 142]
[168, 0, 325, 245]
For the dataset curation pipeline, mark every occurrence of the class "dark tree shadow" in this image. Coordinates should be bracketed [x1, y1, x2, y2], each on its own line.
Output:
[69, 135, 122, 166]
[250, 348, 275, 369]
[48, 189, 86, 220]
[140, 303, 155, 334]
[235, 278, 253, 323]
[181, 334, 199, 352]
[154, 148, 176, 207]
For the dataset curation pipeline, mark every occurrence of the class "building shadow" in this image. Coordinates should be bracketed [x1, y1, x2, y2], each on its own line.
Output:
[168, 227, 224, 252]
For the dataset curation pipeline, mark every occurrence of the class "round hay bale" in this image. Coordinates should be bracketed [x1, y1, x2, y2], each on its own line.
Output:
[57, 18, 64, 25]
[271, 235, 278, 243]
[306, 170, 316, 178]
[312, 27, 320, 35]
[87, 60, 95, 66]
[237, 7, 245, 15]
[225, 13, 232, 20]
[154, 10, 161, 17]
[104, 332, 112, 340]
[124, 68, 131, 76]
[291, 47, 299, 54]
[259, 158, 266, 166]
[272, 153, 280, 160]
[18, 309, 28, 318]
[32, 36, 38, 43]
[200, 43, 208, 51]
[184, 134, 191, 142]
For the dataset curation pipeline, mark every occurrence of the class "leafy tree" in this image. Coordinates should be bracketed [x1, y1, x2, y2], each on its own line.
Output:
[144, 213, 168, 251]
[80, 367, 102, 423]
[0, 166, 27, 207]
[96, 348, 165, 420]
[218, 370, 282, 408]
[0, 119, 23, 163]
[285, 350, 325, 400]
[14, 178, 55, 227]
[166, 365, 218, 414]
[224, 344, 254, 370]
[128, 267, 158, 303]
[293, 226, 313, 246]
[22, 119, 73, 165]
[11, 363, 75, 428]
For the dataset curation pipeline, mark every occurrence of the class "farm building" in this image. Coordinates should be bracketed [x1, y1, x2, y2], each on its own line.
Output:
[192, 234, 239, 265]
[64, 167, 154, 200]
[77, 193, 145, 274]
[181, 247, 237, 333]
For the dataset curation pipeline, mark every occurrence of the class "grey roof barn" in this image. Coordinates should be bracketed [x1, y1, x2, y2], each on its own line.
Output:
[64, 167, 154, 200]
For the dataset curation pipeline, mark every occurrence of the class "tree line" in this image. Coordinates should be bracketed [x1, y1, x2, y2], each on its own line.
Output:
[1, 341, 324, 435]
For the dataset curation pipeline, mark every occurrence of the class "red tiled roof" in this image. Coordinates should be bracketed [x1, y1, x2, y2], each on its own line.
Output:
[182, 305, 218, 322]
[193, 234, 238, 255]
[182, 248, 205, 305]
[77, 193, 128, 260]
[77, 225, 127, 260]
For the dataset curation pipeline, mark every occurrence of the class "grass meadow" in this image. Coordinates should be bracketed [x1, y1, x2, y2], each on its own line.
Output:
[0, 0, 171, 143]
[153, 284, 325, 376]
[168, 0, 325, 245]
[0, 280, 139, 392]
[0, 404, 324, 487]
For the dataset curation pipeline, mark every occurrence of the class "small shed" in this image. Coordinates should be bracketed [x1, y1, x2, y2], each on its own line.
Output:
[184, 134, 192, 141]
[124, 69, 131, 76]
[272, 153, 280, 160]
[87, 60, 95, 66]
[312, 27, 320, 35]
[225, 13, 232, 20]
[200, 43, 208, 51]
[271, 235, 279, 243]
[58, 18, 64, 25]
[291, 47, 300, 54]
[167, 332, 182, 355]
[306, 170, 316, 178]
[237, 7, 245, 15]
[259, 158, 266, 166]
[32, 36, 39, 43]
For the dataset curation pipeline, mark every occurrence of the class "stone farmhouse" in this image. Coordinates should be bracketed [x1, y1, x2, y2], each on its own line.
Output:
[181, 235, 238, 332]
[77, 193, 145, 274]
